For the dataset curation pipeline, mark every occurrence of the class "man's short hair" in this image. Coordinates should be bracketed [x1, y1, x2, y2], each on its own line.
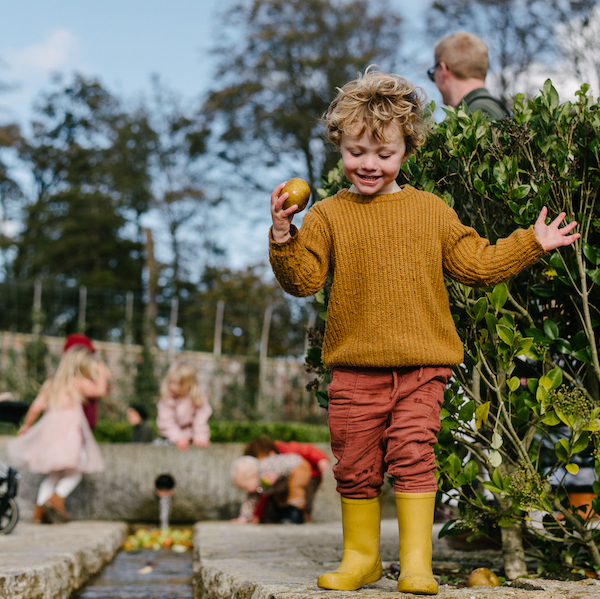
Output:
[434, 31, 489, 81]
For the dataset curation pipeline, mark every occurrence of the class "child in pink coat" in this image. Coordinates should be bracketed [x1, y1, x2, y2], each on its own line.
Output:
[156, 359, 212, 451]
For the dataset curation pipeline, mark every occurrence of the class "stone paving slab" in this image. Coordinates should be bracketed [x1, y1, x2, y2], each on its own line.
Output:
[193, 519, 600, 599]
[0, 521, 127, 599]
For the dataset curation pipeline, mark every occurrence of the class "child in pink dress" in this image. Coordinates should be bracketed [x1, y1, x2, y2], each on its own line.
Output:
[156, 359, 212, 450]
[8, 346, 109, 524]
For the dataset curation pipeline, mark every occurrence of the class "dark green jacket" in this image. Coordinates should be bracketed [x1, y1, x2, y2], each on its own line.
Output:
[462, 87, 510, 120]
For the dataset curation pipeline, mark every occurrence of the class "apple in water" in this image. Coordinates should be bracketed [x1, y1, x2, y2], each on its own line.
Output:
[280, 178, 311, 212]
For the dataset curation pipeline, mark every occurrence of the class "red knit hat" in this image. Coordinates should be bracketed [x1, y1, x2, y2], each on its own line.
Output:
[63, 333, 95, 354]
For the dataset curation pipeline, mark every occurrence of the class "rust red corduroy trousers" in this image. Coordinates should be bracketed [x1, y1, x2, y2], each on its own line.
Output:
[327, 366, 452, 498]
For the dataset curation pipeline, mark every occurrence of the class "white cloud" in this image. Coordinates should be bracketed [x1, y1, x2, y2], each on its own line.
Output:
[7, 29, 79, 73]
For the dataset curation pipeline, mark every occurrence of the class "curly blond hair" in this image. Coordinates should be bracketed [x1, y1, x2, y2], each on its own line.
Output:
[323, 66, 428, 157]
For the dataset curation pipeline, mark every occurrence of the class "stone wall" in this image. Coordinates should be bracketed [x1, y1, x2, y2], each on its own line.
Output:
[0, 439, 398, 525]
[0, 332, 318, 420]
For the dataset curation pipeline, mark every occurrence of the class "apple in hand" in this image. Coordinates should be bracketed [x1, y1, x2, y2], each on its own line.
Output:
[280, 178, 311, 212]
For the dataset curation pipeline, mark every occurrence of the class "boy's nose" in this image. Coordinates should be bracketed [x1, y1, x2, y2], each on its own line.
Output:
[361, 155, 377, 170]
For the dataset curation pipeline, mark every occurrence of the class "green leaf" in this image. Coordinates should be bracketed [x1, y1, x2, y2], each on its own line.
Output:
[555, 438, 570, 461]
[473, 178, 485, 194]
[492, 469, 505, 490]
[447, 454, 462, 479]
[555, 409, 573, 427]
[491, 432, 503, 449]
[582, 243, 599, 265]
[511, 184, 531, 200]
[572, 431, 590, 454]
[507, 376, 520, 392]
[481, 481, 503, 494]
[472, 297, 488, 323]
[458, 400, 475, 421]
[488, 283, 508, 312]
[485, 313, 499, 335]
[546, 367, 563, 390]
[496, 324, 514, 345]
[464, 460, 479, 482]
[515, 337, 534, 357]
[566, 463, 579, 475]
[489, 450, 502, 467]
[543, 319, 559, 340]
[540, 412, 561, 426]
[536, 384, 549, 404]
[316, 391, 329, 409]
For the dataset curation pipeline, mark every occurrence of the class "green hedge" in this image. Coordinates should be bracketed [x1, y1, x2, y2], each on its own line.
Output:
[93, 419, 330, 444]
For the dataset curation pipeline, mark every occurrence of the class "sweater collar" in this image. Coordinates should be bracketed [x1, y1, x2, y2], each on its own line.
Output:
[335, 185, 414, 204]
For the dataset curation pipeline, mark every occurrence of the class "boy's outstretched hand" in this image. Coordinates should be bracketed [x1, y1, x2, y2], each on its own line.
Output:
[271, 181, 299, 244]
[533, 207, 580, 251]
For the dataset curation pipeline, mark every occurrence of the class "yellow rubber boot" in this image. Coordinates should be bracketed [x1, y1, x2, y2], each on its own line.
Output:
[396, 492, 438, 595]
[317, 495, 382, 590]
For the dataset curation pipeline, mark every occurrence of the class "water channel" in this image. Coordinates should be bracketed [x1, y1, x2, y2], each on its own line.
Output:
[71, 547, 193, 599]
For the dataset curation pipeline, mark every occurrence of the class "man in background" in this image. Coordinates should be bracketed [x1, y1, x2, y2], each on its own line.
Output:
[429, 31, 510, 119]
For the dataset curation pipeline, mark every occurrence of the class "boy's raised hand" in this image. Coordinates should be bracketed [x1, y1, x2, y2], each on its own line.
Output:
[533, 207, 580, 251]
[271, 181, 298, 244]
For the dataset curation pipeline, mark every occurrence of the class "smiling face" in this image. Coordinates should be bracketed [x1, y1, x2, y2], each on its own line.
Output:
[340, 123, 407, 196]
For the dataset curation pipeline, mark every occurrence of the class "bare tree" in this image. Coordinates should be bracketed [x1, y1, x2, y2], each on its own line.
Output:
[426, 0, 599, 103]
[202, 0, 403, 198]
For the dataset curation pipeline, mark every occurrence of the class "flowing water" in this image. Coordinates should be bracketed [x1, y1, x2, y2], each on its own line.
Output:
[159, 496, 171, 530]
[71, 548, 193, 599]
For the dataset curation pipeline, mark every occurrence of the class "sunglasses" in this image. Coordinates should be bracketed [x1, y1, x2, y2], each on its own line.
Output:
[427, 62, 440, 82]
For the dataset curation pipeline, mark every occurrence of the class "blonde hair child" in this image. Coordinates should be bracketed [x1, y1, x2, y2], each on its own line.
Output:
[269, 66, 579, 593]
[8, 346, 109, 524]
[156, 359, 212, 451]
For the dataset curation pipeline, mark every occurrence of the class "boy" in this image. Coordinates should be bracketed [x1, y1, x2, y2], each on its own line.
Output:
[244, 435, 330, 522]
[127, 404, 153, 443]
[269, 67, 579, 594]
[231, 454, 312, 524]
[155, 474, 175, 530]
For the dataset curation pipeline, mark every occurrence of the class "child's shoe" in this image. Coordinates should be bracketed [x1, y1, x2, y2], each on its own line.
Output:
[44, 493, 71, 523]
[32, 504, 54, 524]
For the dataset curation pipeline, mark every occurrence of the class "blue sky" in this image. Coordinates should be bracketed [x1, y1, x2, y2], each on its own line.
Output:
[0, 1, 445, 271]
[1, 0, 224, 126]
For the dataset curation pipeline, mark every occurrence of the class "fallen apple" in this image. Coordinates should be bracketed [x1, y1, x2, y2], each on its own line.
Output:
[467, 567, 500, 587]
[280, 178, 311, 212]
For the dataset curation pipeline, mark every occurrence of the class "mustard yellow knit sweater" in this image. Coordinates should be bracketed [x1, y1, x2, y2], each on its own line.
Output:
[269, 186, 545, 369]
